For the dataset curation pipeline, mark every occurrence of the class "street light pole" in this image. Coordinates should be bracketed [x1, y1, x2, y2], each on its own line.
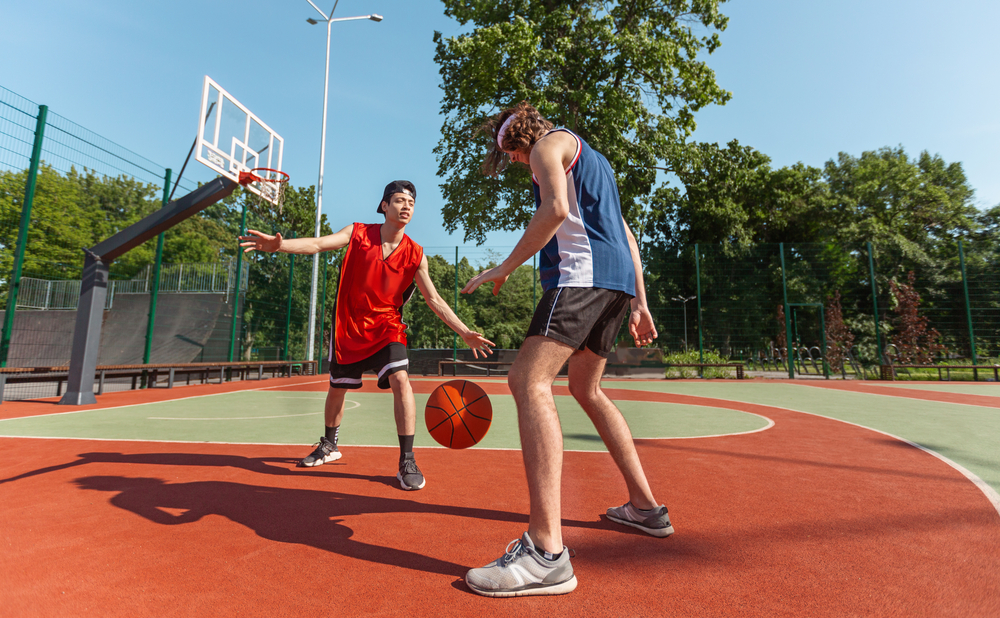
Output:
[304, 1, 383, 363]
[673, 295, 696, 352]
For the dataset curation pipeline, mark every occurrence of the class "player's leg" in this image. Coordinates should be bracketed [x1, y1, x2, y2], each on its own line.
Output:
[299, 387, 347, 467]
[568, 293, 673, 538]
[509, 335, 576, 553]
[300, 355, 363, 468]
[465, 335, 577, 598]
[468, 287, 603, 598]
[567, 349, 657, 507]
[375, 343, 424, 490]
[387, 370, 424, 490]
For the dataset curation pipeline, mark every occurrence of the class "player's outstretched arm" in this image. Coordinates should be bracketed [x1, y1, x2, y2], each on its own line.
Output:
[461, 133, 573, 297]
[622, 218, 657, 347]
[414, 256, 495, 358]
[239, 223, 353, 255]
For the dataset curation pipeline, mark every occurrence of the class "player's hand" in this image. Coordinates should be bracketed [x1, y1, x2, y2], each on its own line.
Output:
[461, 331, 496, 359]
[461, 266, 509, 296]
[629, 304, 658, 348]
[239, 229, 282, 253]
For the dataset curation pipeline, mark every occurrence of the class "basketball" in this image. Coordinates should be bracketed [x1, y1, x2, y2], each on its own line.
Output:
[425, 380, 493, 449]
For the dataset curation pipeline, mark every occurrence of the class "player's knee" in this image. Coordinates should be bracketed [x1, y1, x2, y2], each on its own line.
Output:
[568, 379, 599, 404]
[388, 370, 409, 389]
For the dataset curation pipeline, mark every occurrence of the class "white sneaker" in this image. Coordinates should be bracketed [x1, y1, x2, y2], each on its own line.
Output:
[466, 532, 577, 597]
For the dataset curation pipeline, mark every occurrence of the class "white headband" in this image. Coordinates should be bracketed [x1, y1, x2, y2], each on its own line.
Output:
[496, 115, 516, 150]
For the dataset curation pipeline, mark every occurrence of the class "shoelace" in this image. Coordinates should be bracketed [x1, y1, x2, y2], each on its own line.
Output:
[500, 538, 526, 567]
[400, 458, 420, 475]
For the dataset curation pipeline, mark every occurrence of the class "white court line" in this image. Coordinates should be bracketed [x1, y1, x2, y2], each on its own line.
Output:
[147, 400, 359, 421]
[0, 380, 332, 422]
[788, 381, 1000, 410]
[659, 388, 1000, 520]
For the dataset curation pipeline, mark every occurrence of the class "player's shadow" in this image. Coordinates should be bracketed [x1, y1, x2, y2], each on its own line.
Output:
[72, 474, 556, 577]
[0, 451, 380, 486]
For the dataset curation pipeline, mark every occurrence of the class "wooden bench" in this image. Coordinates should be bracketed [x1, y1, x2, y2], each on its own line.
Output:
[438, 359, 745, 380]
[0, 360, 318, 402]
[438, 360, 514, 377]
[606, 362, 745, 379]
[880, 364, 999, 381]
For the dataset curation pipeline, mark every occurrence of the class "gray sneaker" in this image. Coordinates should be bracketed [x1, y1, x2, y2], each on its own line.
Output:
[465, 532, 577, 597]
[397, 453, 425, 490]
[298, 437, 341, 467]
[606, 502, 674, 537]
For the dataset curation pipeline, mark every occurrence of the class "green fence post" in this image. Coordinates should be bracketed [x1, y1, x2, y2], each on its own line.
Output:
[958, 240, 978, 379]
[695, 244, 704, 376]
[0, 104, 48, 368]
[228, 203, 248, 362]
[318, 255, 328, 365]
[867, 242, 882, 366]
[284, 232, 297, 361]
[820, 304, 829, 379]
[453, 246, 458, 361]
[779, 243, 794, 379]
[143, 169, 171, 367]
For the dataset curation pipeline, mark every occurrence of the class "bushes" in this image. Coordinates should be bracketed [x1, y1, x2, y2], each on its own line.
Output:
[662, 349, 739, 379]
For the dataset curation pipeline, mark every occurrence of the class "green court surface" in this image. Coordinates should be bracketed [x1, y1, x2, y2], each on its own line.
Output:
[593, 381, 1000, 494]
[0, 391, 769, 452]
[877, 383, 1000, 396]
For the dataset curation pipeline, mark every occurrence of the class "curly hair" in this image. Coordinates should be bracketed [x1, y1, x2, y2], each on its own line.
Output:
[481, 101, 554, 177]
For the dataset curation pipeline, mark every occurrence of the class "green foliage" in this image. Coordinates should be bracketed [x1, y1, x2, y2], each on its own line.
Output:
[434, 0, 732, 243]
[403, 253, 539, 350]
[236, 184, 339, 361]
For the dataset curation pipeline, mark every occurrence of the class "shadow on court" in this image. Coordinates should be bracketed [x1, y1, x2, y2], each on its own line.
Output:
[0, 451, 381, 486]
[72, 475, 497, 577]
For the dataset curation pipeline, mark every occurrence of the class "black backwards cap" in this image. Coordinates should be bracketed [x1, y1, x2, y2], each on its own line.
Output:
[378, 180, 416, 214]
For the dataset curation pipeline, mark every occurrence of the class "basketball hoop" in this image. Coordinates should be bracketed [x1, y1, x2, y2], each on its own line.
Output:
[238, 168, 290, 215]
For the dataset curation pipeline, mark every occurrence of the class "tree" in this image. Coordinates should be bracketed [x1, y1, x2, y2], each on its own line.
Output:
[889, 271, 944, 364]
[824, 147, 978, 271]
[824, 291, 854, 373]
[433, 0, 732, 243]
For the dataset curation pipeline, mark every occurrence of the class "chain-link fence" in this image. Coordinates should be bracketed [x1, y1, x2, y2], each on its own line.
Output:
[2, 84, 998, 399]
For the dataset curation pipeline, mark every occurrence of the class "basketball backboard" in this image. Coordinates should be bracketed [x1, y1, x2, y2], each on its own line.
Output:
[194, 76, 285, 204]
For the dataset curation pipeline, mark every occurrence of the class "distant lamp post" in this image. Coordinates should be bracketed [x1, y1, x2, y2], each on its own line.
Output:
[672, 295, 696, 352]
[303, 1, 383, 363]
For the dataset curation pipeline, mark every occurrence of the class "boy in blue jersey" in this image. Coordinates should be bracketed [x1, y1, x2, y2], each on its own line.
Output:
[462, 101, 671, 598]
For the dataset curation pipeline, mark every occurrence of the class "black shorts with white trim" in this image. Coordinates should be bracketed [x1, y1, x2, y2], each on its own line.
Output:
[329, 342, 409, 390]
[525, 287, 633, 358]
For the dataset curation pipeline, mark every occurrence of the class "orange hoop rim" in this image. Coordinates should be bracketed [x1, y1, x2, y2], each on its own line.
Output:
[238, 168, 290, 186]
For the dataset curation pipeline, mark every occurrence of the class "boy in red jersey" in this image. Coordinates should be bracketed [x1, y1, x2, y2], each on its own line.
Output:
[239, 180, 494, 490]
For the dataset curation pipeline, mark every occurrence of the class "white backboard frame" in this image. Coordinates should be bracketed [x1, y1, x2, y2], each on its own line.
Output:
[194, 76, 285, 204]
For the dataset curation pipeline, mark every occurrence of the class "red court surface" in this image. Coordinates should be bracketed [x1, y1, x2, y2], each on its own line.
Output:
[2, 377, 999, 617]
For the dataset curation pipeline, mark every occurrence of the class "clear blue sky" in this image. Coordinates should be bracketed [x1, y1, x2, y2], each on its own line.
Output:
[2, 0, 997, 258]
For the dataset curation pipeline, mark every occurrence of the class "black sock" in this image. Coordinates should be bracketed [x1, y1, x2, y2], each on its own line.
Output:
[542, 549, 563, 561]
[325, 425, 340, 446]
[398, 434, 414, 460]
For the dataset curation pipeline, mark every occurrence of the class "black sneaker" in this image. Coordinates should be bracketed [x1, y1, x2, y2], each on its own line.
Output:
[397, 453, 425, 490]
[298, 437, 341, 467]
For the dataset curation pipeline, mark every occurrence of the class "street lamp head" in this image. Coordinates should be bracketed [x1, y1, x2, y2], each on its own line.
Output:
[369, 14, 383, 22]
[306, 17, 319, 24]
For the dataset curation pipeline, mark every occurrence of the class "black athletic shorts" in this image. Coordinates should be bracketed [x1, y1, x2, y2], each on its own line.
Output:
[329, 342, 408, 390]
[525, 287, 633, 358]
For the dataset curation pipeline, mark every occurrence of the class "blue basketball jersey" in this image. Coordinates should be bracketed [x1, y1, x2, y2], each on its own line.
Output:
[532, 129, 636, 295]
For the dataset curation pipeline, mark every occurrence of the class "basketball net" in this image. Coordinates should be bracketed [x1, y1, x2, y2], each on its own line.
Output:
[238, 168, 289, 218]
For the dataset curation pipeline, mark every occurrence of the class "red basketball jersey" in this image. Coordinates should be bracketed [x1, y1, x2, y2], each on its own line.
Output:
[333, 222, 423, 364]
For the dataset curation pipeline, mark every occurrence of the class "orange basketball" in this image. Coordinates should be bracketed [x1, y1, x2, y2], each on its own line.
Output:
[425, 380, 493, 449]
